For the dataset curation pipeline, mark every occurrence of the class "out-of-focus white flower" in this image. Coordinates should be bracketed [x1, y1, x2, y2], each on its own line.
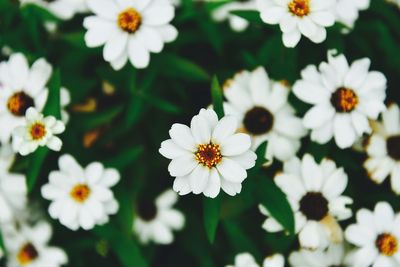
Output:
[345, 202, 400, 267]
[4, 221, 68, 267]
[256, 0, 335, 47]
[159, 108, 257, 198]
[12, 108, 65, 156]
[364, 104, 400, 194]
[212, 0, 256, 32]
[83, 0, 178, 70]
[223, 67, 307, 162]
[263, 254, 285, 267]
[133, 190, 185, 245]
[226, 253, 285, 267]
[289, 244, 348, 267]
[293, 50, 387, 149]
[19, 0, 88, 20]
[60, 87, 71, 124]
[41, 154, 120, 230]
[335, 0, 370, 31]
[260, 154, 352, 250]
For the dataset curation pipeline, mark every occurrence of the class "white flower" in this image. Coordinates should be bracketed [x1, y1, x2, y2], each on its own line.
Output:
[133, 190, 185, 245]
[256, 0, 335, 47]
[0, 53, 52, 143]
[335, 0, 370, 30]
[4, 221, 68, 267]
[60, 87, 71, 124]
[263, 254, 285, 267]
[260, 154, 352, 250]
[12, 108, 65, 156]
[223, 67, 307, 162]
[159, 108, 257, 198]
[364, 104, 400, 194]
[41, 154, 120, 230]
[19, 0, 88, 20]
[345, 202, 400, 267]
[0, 145, 27, 223]
[293, 50, 387, 149]
[226, 253, 285, 267]
[212, 0, 256, 32]
[83, 0, 178, 70]
[289, 244, 347, 267]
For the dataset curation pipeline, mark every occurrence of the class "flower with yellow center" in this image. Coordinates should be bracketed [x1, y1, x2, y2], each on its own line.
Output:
[118, 8, 141, 33]
[376, 233, 398, 256]
[70, 184, 91, 203]
[288, 0, 310, 17]
[17, 243, 39, 265]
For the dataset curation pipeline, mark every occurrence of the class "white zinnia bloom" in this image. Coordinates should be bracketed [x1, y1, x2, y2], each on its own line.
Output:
[263, 254, 285, 267]
[212, 0, 256, 32]
[345, 202, 400, 267]
[335, 0, 370, 31]
[0, 53, 52, 143]
[159, 108, 257, 198]
[260, 154, 352, 250]
[4, 221, 68, 267]
[226, 253, 285, 267]
[289, 244, 347, 267]
[364, 104, 400, 194]
[19, 0, 88, 20]
[256, 0, 335, 47]
[41, 154, 120, 230]
[293, 50, 387, 149]
[133, 190, 185, 245]
[12, 108, 65, 156]
[223, 67, 307, 162]
[83, 0, 178, 70]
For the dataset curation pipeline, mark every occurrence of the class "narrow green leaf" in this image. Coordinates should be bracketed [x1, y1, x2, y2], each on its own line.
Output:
[159, 53, 210, 81]
[78, 106, 123, 131]
[211, 76, 224, 119]
[104, 146, 143, 170]
[203, 196, 221, 243]
[0, 230, 5, 254]
[254, 141, 268, 168]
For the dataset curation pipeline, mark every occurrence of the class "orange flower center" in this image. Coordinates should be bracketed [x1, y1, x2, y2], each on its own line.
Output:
[195, 143, 222, 169]
[30, 123, 46, 140]
[17, 243, 39, 265]
[7, 92, 34, 117]
[70, 184, 91, 203]
[118, 8, 142, 33]
[288, 0, 310, 17]
[376, 233, 398, 256]
[330, 87, 359, 113]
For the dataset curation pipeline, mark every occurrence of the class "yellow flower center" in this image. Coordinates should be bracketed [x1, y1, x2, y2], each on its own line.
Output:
[118, 8, 142, 33]
[7, 92, 34, 117]
[17, 243, 39, 265]
[195, 143, 222, 169]
[30, 123, 46, 140]
[330, 87, 359, 113]
[288, 0, 310, 17]
[376, 233, 398, 256]
[70, 184, 91, 203]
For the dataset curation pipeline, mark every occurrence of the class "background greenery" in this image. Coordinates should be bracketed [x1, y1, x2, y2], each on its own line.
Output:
[0, 0, 399, 266]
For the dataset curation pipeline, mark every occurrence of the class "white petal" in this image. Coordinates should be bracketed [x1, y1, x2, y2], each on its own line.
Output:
[282, 30, 302, 48]
[203, 168, 221, 198]
[169, 123, 196, 151]
[260, 6, 285, 24]
[128, 36, 150, 69]
[228, 150, 257, 169]
[301, 154, 323, 191]
[168, 156, 197, 177]
[344, 58, 371, 89]
[217, 158, 247, 183]
[47, 136, 62, 151]
[103, 32, 128, 62]
[143, 5, 175, 26]
[211, 116, 238, 144]
[333, 114, 357, 149]
[189, 165, 210, 194]
[25, 58, 52, 96]
[190, 114, 211, 144]
[87, 0, 119, 19]
[137, 26, 164, 53]
[159, 139, 188, 159]
[173, 176, 191, 195]
[221, 133, 251, 156]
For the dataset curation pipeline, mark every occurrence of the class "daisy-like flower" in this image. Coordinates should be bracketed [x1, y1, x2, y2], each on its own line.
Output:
[256, 0, 335, 47]
[223, 67, 307, 162]
[0, 53, 51, 143]
[19, 0, 88, 20]
[83, 0, 178, 70]
[260, 154, 352, 249]
[212, 0, 256, 32]
[133, 190, 185, 245]
[293, 50, 387, 149]
[289, 244, 348, 267]
[364, 104, 400, 194]
[226, 253, 285, 267]
[41, 154, 120, 230]
[345, 202, 400, 267]
[12, 107, 65, 156]
[0, 144, 27, 223]
[159, 108, 257, 198]
[335, 0, 370, 31]
[4, 221, 68, 267]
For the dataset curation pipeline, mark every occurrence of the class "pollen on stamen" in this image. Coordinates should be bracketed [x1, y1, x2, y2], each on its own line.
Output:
[70, 184, 91, 203]
[17, 243, 39, 265]
[118, 8, 142, 33]
[195, 143, 222, 169]
[288, 0, 310, 17]
[376, 233, 398, 256]
[330, 87, 359, 113]
[7, 92, 34, 117]
[30, 123, 46, 141]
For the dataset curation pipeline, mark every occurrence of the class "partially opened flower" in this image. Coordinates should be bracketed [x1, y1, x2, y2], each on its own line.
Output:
[41, 154, 120, 230]
[19, 0, 88, 20]
[256, 0, 335, 47]
[83, 0, 178, 70]
[364, 104, 400, 194]
[159, 108, 257, 198]
[335, 0, 370, 31]
[4, 221, 68, 267]
[223, 67, 307, 162]
[133, 190, 185, 245]
[12, 108, 65, 156]
[260, 154, 352, 249]
[212, 0, 256, 32]
[345, 202, 400, 267]
[293, 50, 387, 149]
[289, 244, 347, 267]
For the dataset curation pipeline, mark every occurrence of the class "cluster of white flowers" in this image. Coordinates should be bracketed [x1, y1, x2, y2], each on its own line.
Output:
[226, 253, 284, 267]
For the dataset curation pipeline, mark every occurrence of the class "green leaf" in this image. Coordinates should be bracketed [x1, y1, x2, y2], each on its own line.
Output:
[203, 196, 222, 243]
[159, 53, 210, 81]
[211, 76, 224, 119]
[78, 106, 124, 131]
[254, 141, 268, 168]
[104, 146, 143, 170]
[0, 230, 5, 254]
[230, 10, 264, 25]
